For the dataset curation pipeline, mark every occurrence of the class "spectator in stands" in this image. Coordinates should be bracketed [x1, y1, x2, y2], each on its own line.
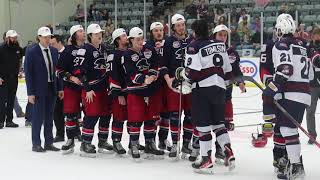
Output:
[250, 16, 261, 34]
[238, 8, 250, 24]
[197, 0, 208, 19]
[101, 9, 109, 21]
[214, 7, 225, 25]
[288, 3, 296, 18]
[278, 3, 287, 15]
[103, 18, 114, 38]
[230, 17, 238, 30]
[185, 0, 197, 18]
[74, 4, 84, 22]
[251, 16, 261, 47]
[230, 26, 240, 47]
[218, 16, 226, 25]
[230, 7, 240, 22]
[296, 23, 311, 42]
[237, 16, 251, 43]
[207, 10, 215, 27]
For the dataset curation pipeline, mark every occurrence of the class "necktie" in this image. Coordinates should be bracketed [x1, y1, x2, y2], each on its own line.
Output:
[44, 49, 53, 82]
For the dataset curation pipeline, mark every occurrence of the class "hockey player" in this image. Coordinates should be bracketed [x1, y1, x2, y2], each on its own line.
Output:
[56, 25, 85, 154]
[211, 24, 246, 164]
[175, 19, 235, 174]
[123, 27, 164, 161]
[74, 24, 113, 157]
[163, 13, 194, 159]
[263, 14, 312, 179]
[109, 28, 128, 155]
[145, 22, 172, 151]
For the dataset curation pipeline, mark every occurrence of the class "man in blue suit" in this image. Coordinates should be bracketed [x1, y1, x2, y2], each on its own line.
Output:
[24, 26, 63, 152]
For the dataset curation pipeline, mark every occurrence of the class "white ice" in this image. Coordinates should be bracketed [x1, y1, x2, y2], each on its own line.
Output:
[0, 84, 319, 180]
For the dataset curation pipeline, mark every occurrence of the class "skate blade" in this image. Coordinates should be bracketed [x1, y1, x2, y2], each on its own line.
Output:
[132, 158, 142, 163]
[194, 168, 214, 174]
[114, 152, 128, 158]
[143, 153, 164, 160]
[98, 148, 115, 154]
[227, 160, 236, 171]
[80, 152, 97, 158]
[62, 148, 74, 155]
[214, 158, 225, 165]
[181, 152, 190, 160]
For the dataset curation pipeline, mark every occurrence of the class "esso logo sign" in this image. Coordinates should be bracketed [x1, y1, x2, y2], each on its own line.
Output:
[239, 60, 258, 77]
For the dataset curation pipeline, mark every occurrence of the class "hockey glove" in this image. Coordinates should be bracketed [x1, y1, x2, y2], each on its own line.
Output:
[262, 81, 281, 99]
[225, 122, 235, 131]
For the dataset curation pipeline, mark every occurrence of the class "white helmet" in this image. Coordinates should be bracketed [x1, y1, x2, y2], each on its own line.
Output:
[275, 13, 296, 36]
[212, 25, 231, 35]
[171, 14, 185, 25]
[150, 22, 164, 31]
[112, 28, 126, 43]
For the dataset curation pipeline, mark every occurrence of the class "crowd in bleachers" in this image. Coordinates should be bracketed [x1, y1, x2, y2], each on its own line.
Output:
[51, 0, 320, 57]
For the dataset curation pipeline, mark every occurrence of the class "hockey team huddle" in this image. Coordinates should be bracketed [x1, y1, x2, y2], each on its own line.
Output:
[54, 12, 315, 179]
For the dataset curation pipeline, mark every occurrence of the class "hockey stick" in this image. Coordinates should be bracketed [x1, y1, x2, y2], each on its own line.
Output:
[240, 76, 320, 148]
[235, 123, 263, 128]
[234, 110, 263, 115]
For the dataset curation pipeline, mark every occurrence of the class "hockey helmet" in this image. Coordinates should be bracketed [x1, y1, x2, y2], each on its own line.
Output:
[252, 133, 268, 148]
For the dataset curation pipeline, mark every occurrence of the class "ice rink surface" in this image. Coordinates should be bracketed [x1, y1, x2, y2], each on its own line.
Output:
[0, 84, 319, 180]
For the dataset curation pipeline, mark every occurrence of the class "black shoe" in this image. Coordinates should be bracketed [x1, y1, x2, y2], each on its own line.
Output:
[53, 136, 65, 143]
[32, 145, 46, 152]
[17, 112, 25, 118]
[44, 144, 60, 151]
[0, 123, 4, 129]
[5, 122, 19, 128]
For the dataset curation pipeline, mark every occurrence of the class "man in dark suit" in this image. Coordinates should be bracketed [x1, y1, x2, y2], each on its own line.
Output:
[24, 26, 63, 152]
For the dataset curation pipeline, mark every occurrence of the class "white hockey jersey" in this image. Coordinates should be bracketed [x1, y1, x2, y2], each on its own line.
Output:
[272, 37, 313, 105]
[185, 40, 232, 90]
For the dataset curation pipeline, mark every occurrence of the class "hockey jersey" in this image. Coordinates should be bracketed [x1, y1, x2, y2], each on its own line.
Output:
[109, 49, 126, 97]
[184, 39, 232, 90]
[272, 36, 313, 105]
[308, 42, 320, 87]
[56, 45, 83, 90]
[75, 43, 111, 92]
[260, 40, 276, 86]
[123, 44, 160, 97]
[163, 34, 193, 77]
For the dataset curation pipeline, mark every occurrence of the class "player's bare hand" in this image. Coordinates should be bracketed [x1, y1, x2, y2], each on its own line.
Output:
[0, 78, 4, 86]
[118, 96, 126, 105]
[86, 90, 96, 103]
[58, 91, 64, 100]
[144, 76, 154, 85]
[155, 41, 162, 49]
[28, 95, 36, 104]
[239, 83, 246, 93]
[70, 76, 82, 85]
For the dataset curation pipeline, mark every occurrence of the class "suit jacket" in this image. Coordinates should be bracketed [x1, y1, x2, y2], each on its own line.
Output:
[24, 44, 62, 97]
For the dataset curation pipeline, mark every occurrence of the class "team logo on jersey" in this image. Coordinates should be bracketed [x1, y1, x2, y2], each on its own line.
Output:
[136, 58, 150, 71]
[71, 50, 78, 57]
[94, 58, 107, 70]
[93, 51, 99, 58]
[187, 57, 192, 66]
[144, 49, 152, 59]
[131, 54, 139, 62]
[173, 41, 180, 48]
[107, 54, 114, 62]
